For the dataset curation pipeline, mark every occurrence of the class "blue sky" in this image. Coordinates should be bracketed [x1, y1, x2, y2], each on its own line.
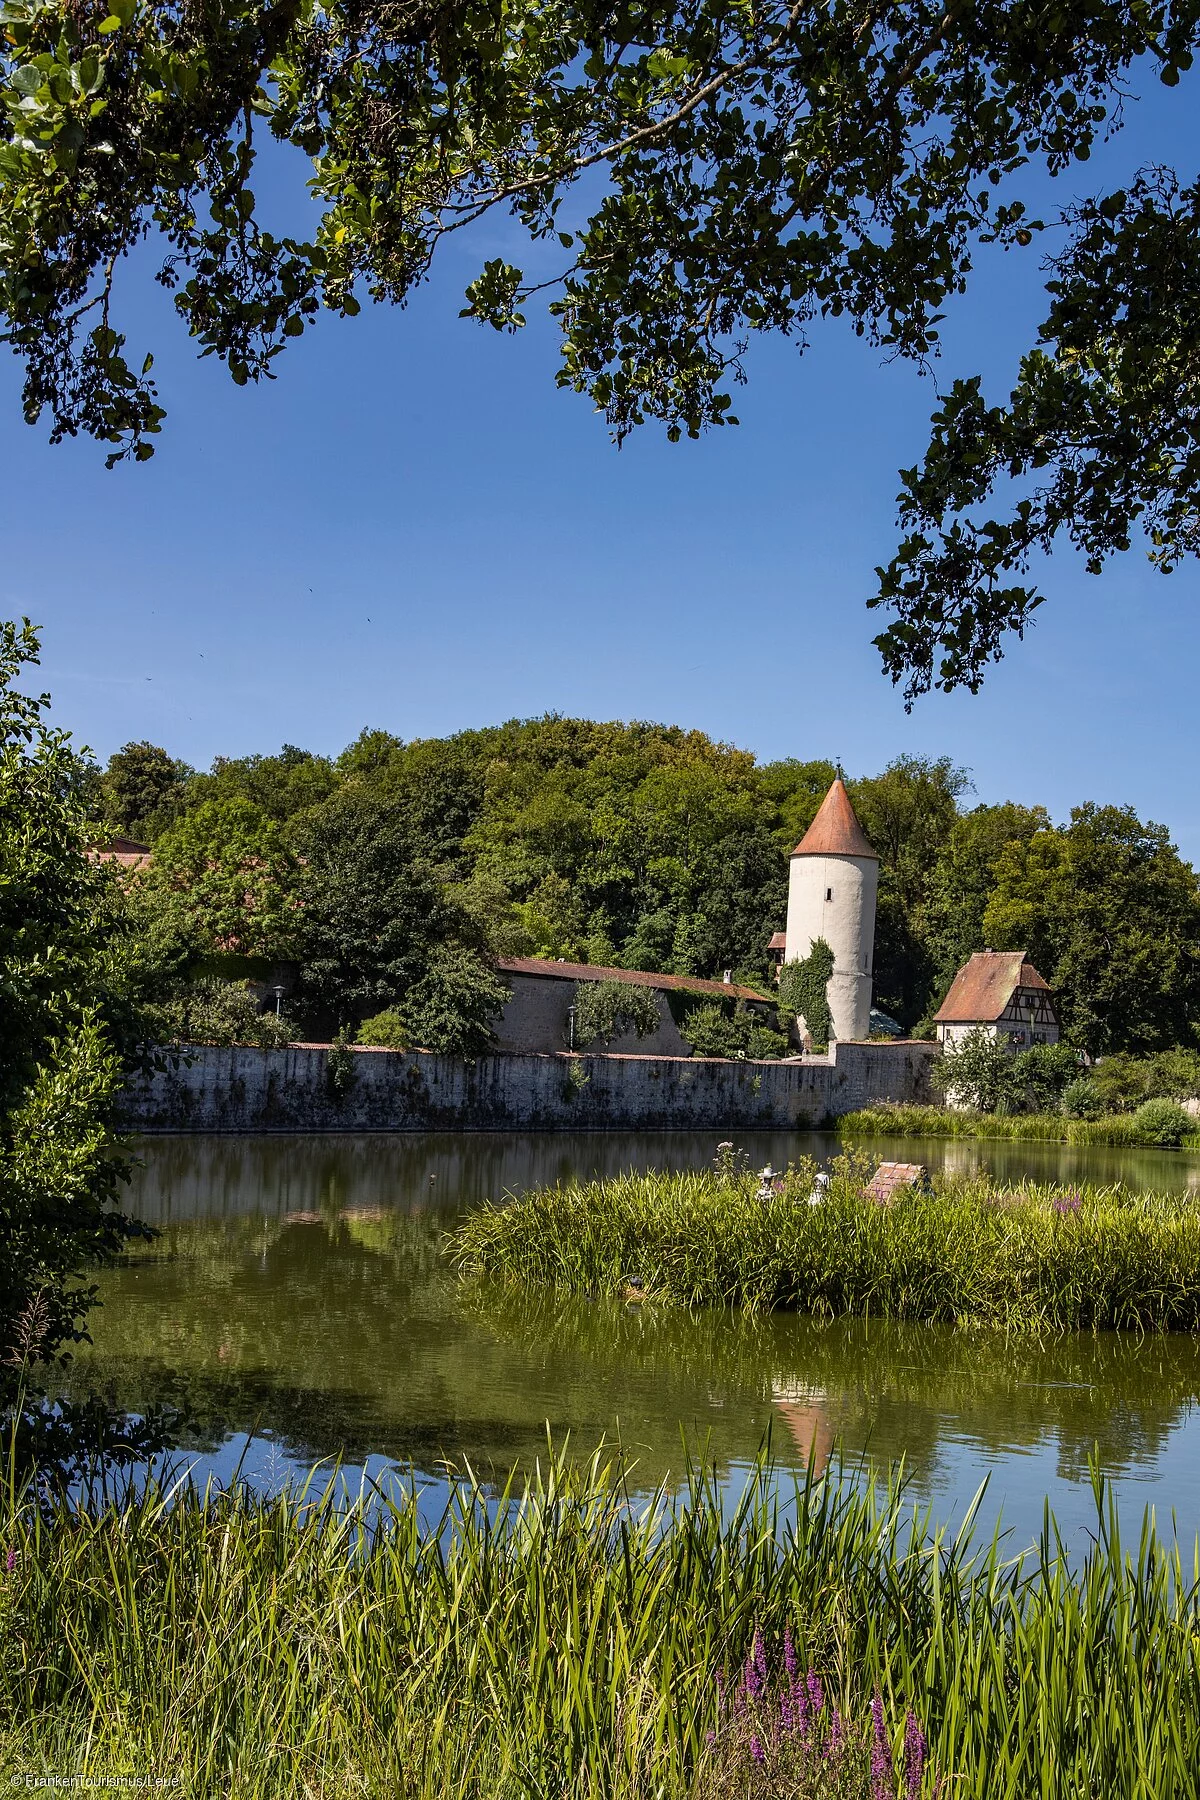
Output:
[8, 68, 1200, 854]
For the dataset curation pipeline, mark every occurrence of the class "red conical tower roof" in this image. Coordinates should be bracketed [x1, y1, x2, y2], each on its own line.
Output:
[791, 779, 878, 859]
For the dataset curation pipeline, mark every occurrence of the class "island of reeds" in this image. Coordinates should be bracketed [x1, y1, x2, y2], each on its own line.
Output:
[4, 1447, 1200, 1797]
[449, 1156, 1200, 1330]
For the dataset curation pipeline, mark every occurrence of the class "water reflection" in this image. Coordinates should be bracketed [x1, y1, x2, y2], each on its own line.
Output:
[63, 1131, 1200, 1548]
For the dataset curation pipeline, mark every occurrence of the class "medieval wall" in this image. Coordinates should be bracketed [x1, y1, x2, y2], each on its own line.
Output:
[121, 1040, 938, 1134]
[492, 971, 694, 1057]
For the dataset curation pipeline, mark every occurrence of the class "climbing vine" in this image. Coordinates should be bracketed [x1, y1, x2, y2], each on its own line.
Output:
[778, 940, 835, 1051]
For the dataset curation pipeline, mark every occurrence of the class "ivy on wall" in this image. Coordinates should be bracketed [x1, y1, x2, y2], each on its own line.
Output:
[778, 939, 835, 1051]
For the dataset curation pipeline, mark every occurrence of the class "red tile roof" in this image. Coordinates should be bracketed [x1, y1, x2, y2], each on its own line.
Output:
[792, 780, 878, 860]
[496, 957, 771, 1004]
[768, 931, 787, 951]
[89, 837, 153, 871]
[933, 951, 1052, 1023]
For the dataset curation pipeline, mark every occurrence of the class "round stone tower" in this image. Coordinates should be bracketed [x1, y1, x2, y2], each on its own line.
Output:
[784, 778, 879, 1043]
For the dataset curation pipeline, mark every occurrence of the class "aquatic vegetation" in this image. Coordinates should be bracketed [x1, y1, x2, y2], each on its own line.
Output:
[450, 1162, 1200, 1329]
[838, 1102, 1200, 1148]
[1, 1447, 1198, 1797]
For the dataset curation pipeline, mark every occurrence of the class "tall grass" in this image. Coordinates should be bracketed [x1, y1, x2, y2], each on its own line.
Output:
[1, 1447, 1198, 1797]
[450, 1163, 1200, 1329]
[837, 1103, 1195, 1146]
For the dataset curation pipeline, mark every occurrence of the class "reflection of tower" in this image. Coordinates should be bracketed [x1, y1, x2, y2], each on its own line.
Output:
[771, 1380, 835, 1476]
[784, 779, 879, 1043]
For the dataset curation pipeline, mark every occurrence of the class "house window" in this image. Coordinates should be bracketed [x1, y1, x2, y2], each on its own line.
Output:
[825, 887, 833, 902]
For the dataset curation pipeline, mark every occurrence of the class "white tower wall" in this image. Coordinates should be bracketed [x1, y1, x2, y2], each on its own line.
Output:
[784, 852, 878, 1043]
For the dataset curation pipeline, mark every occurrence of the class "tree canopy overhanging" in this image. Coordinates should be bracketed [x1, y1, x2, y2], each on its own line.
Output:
[2, 0, 1198, 694]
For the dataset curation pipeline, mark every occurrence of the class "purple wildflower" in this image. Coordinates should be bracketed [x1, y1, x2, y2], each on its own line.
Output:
[783, 1624, 797, 1684]
[904, 1710, 926, 1799]
[749, 1733, 765, 1765]
[744, 1629, 767, 1701]
[828, 1706, 845, 1754]
[4, 1548, 14, 1574]
[779, 1689, 795, 1733]
[705, 1729, 716, 1747]
[806, 1668, 825, 1718]
[870, 1692, 894, 1800]
[1053, 1191, 1082, 1214]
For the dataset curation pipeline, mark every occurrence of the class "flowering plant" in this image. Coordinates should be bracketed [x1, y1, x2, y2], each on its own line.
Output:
[697, 1627, 936, 1798]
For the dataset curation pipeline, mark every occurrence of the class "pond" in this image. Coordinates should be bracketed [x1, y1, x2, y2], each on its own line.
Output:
[67, 1130, 1200, 1553]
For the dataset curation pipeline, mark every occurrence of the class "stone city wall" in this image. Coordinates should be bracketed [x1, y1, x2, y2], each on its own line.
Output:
[122, 1039, 938, 1134]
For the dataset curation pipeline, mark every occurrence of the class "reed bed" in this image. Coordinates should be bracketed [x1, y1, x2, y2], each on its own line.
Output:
[450, 1163, 1200, 1329]
[838, 1103, 1200, 1147]
[2, 1447, 1199, 1797]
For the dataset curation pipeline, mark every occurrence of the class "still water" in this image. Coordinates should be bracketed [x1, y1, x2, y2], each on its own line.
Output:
[68, 1130, 1200, 1551]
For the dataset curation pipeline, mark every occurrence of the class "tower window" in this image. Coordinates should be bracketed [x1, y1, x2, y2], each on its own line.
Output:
[825, 887, 833, 902]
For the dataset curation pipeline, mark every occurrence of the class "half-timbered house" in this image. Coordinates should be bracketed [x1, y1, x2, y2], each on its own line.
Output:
[932, 951, 1060, 1051]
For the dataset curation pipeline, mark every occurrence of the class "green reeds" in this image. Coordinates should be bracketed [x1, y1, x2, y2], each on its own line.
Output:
[838, 1104, 1156, 1145]
[450, 1164, 1200, 1329]
[1, 1447, 1198, 1797]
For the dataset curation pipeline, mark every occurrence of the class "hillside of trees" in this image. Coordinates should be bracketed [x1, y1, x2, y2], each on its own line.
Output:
[92, 721, 1200, 1055]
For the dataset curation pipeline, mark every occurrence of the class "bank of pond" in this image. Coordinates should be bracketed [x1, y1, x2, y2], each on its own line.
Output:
[838, 1102, 1200, 1149]
[450, 1159, 1200, 1330]
[3, 1446, 1199, 1797]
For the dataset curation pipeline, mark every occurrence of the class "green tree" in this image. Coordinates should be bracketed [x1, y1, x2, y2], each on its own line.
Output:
[400, 942, 511, 1056]
[293, 791, 498, 1044]
[572, 980, 662, 1047]
[3, 2, 1194, 695]
[923, 803, 1050, 1007]
[100, 740, 192, 842]
[187, 746, 339, 826]
[149, 798, 300, 958]
[848, 756, 971, 1029]
[0, 621, 153, 1473]
[984, 805, 1200, 1054]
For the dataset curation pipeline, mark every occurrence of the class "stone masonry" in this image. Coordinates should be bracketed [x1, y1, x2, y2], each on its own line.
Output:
[122, 1040, 938, 1134]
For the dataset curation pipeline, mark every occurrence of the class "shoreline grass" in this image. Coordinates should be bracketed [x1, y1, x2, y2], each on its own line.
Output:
[2, 1447, 1200, 1796]
[450, 1162, 1200, 1329]
[837, 1102, 1200, 1148]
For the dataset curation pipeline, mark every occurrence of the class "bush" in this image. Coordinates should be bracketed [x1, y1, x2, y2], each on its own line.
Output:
[1133, 1097, 1192, 1148]
[931, 1028, 1012, 1111]
[161, 979, 295, 1047]
[1009, 1043, 1080, 1113]
[1090, 1049, 1200, 1114]
[356, 1009, 408, 1049]
[683, 1002, 786, 1060]
[572, 978, 661, 1047]
[1061, 1078, 1104, 1120]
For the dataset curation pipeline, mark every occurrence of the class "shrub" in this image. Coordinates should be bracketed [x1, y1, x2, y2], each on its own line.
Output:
[1134, 1097, 1192, 1148]
[1061, 1077, 1104, 1119]
[682, 1002, 786, 1059]
[572, 978, 661, 1047]
[931, 1027, 1012, 1111]
[1009, 1042, 1080, 1113]
[162, 979, 295, 1047]
[356, 1009, 408, 1049]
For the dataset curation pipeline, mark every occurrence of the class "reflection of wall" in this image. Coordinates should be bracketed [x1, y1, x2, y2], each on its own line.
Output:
[123, 1130, 822, 1223]
[122, 1041, 938, 1135]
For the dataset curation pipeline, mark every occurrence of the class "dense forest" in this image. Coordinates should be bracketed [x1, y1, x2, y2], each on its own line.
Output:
[92, 720, 1200, 1055]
